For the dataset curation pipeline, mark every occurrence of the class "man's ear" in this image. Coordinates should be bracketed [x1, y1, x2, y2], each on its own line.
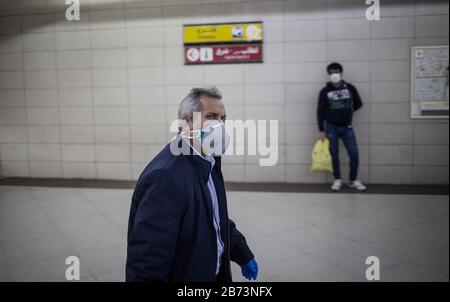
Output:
[179, 118, 193, 132]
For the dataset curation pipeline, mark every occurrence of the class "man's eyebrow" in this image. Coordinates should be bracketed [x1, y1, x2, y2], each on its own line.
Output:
[205, 112, 219, 117]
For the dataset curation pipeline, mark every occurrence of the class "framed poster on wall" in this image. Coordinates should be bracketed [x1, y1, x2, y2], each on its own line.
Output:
[410, 45, 449, 119]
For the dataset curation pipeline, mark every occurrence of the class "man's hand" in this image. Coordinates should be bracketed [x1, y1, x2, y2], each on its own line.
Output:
[241, 258, 258, 281]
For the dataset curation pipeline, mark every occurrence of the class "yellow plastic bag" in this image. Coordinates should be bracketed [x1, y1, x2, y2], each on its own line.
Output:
[311, 139, 333, 173]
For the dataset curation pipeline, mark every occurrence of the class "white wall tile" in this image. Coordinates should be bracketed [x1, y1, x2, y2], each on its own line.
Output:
[130, 86, 165, 106]
[245, 165, 286, 183]
[127, 27, 164, 47]
[370, 17, 415, 39]
[62, 162, 96, 179]
[204, 65, 244, 85]
[25, 70, 57, 88]
[0, 90, 25, 107]
[0, 144, 28, 161]
[371, 124, 414, 145]
[128, 67, 165, 86]
[93, 88, 128, 107]
[413, 166, 449, 185]
[60, 107, 93, 125]
[370, 166, 413, 184]
[414, 123, 449, 145]
[285, 41, 326, 63]
[95, 126, 130, 144]
[244, 64, 284, 84]
[25, 89, 58, 107]
[0, 108, 26, 125]
[59, 88, 92, 107]
[371, 81, 410, 103]
[284, 0, 327, 21]
[286, 164, 327, 183]
[371, 102, 411, 124]
[92, 68, 127, 87]
[131, 144, 161, 162]
[27, 107, 59, 125]
[285, 62, 327, 83]
[414, 145, 449, 166]
[61, 126, 94, 143]
[0, 161, 29, 177]
[130, 106, 166, 125]
[244, 84, 285, 105]
[56, 50, 91, 69]
[27, 126, 60, 144]
[327, 19, 370, 40]
[284, 20, 326, 42]
[128, 48, 165, 67]
[126, 7, 163, 28]
[91, 29, 127, 49]
[0, 71, 23, 89]
[91, 49, 127, 68]
[90, 9, 126, 30]
[286, 83, 325, 104]
[23, 33, 56, 51]
[29, 144, 61, 161]
[371, 60, 410, 82]
[96, 144, 131, 162]
[0, 53, 23, 71]
[62, 144, 95, 162]
[24, 52, 55, 70]
[56, 31, 90, 50]
[327, 40, 371, 61]
[96, 163, 131, 180]
[29, 161, 62, 178]
[371, 145, 414, 165]
[165, 66, 203, 86]
[285, 104, 317, 125]
[371, 39, 414, 61]
[416, 15, 449, 38]
[0, 126, 27, 143]
[94, 107, 129, 125]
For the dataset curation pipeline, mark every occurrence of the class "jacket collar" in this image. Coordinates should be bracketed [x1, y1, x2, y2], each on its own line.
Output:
[170, 135, 222, 183]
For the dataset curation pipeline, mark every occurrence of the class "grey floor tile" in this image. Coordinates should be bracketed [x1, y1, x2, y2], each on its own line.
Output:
[77, 243, 126, 276]
[276, 254, 355, 282]
[380, 262, 448, 282]
[410, 248, 449, 277]
[317, 216, 392, 240]
[94, 269, 125, 282]
[312, 241, 403, 279]
[358, 228, 447, 262]
[274, 225, 354, 254]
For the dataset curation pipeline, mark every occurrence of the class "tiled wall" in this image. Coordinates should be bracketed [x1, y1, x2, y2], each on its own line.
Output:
[0, 0, 448, 184]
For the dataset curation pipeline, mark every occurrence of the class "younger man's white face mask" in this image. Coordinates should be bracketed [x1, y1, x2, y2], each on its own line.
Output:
[330, 73, 342, 84]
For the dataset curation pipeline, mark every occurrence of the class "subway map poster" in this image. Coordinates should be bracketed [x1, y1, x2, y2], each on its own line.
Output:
[411, 46, 449, 119]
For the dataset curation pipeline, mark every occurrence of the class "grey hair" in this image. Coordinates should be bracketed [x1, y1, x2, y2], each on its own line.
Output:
[177, 85, 223, 122]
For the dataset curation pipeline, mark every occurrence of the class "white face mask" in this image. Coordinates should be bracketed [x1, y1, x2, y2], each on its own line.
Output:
[200, 120, 230, 156]
[330, 73, 342, 84]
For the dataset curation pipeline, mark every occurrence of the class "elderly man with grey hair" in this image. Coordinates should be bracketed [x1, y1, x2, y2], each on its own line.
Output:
[126, 86, 258, 282]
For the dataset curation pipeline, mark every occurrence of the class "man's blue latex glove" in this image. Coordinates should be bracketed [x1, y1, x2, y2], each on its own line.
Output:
[241, 258, 258, 281]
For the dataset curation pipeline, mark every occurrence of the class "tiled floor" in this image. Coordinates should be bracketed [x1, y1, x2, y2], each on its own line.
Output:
[0, 185, 448, 282]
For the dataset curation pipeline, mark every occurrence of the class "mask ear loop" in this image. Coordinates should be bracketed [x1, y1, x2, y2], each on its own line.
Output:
[180, 129, 201, 139]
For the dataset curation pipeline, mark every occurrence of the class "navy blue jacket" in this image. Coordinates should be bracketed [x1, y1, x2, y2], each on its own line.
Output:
[317, 81, 363, 132]
[126, 136, 254, 282]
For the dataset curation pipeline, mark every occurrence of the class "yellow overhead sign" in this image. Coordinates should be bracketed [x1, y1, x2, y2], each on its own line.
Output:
[183, 22, 263, 44]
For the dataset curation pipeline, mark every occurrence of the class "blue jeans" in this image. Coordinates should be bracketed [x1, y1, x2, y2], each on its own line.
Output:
[325, 124, 359, 181]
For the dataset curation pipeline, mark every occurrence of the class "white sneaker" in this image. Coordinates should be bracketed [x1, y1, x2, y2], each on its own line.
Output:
[349, 180, 367, 191]
[331, 179, 342, 192]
